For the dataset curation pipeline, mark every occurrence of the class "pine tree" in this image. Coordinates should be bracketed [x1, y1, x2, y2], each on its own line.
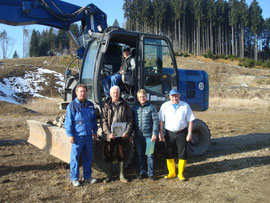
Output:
[152, 0, 166, 34]
[249, 0, 264, 61]
[57, 30, 70, 55]
[262, 18, 270, 60]
[13, 50, 18, 58]
[113, 19, 120, 27]
[29, 30, 40, 57]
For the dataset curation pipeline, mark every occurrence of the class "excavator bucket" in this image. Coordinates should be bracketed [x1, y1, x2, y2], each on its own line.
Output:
[27, 120, 71, 163]
[27, 120, 134, 172]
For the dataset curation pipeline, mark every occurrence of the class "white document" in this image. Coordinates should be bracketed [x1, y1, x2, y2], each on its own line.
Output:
[111, 122, 127, 138]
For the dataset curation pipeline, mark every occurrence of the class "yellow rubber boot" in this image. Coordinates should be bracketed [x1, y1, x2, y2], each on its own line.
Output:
[164, 159, 176, 179]
[178, 159, 186, 181]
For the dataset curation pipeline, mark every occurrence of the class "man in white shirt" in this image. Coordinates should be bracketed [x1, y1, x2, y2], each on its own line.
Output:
[159, 89, 195, 181]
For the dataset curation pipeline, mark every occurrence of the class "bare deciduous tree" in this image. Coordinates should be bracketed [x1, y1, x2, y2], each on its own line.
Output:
[0, 30, 14, 59]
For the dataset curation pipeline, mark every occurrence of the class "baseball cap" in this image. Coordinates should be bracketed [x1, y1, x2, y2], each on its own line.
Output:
[123, 45, 130, 51]
[169, 89, 180, 95]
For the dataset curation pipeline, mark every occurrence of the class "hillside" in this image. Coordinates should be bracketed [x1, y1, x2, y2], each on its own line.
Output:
[1, 55, 270, 106]
[0, 56, 270, 202]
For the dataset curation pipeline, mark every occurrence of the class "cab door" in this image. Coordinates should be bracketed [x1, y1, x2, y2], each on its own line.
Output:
[141, 36, 178, 108]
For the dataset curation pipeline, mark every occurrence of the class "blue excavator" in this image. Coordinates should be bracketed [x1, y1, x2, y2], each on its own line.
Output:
[0, 0, 210, 171]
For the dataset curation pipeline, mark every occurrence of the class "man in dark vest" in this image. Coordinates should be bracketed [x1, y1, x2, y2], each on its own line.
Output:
[103, 45, 136, 97]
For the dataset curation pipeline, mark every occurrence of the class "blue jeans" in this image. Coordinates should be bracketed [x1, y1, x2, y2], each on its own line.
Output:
[70, 136, 93, 181]
[103, 73, 121, 96]
[135, 136, 155, 177]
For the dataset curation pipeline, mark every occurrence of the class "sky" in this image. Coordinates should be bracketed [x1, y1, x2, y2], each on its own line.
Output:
[0, 0, 269, 59]
[0, 0, 125, 58]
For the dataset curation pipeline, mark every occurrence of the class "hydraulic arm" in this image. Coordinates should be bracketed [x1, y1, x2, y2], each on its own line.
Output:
[0, 0, 107, 33]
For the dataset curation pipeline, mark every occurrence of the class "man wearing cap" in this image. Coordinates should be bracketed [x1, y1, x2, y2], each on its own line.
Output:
[103, 45, 136, 97]
[159, 89, 195, 181]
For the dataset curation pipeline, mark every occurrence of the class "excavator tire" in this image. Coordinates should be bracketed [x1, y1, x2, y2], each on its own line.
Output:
[187, 119, 211, 156]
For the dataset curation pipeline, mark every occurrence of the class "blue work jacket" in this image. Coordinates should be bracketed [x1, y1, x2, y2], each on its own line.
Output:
[65, 98, 98, 137]
[132, 101, 159, 137]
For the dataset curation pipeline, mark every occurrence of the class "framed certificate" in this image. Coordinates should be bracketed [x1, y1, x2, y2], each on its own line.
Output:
[111, 122, 127, 137]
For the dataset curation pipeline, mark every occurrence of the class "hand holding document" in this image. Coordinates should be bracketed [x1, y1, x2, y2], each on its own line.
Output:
[111, 122, 127, 138]
[145, 138, 155, 155]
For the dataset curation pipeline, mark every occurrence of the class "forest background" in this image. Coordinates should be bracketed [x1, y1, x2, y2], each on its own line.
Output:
[0, 0, 270, 67]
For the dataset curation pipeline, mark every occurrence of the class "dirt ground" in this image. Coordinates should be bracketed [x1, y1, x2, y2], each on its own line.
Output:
[1, 56, 270, 202]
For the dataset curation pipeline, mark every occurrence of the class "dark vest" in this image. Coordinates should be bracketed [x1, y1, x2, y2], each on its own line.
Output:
[121, 56, 133, 72]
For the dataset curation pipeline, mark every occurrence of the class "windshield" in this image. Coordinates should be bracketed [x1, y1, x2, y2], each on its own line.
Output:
[80, 40, 99, 100]
[143, 38, 176, 95]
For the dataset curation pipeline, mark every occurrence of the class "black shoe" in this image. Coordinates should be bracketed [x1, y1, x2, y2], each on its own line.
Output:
[103, 177, 112, 183]
[137, 174, 146, 180]
[149, 176, 155, 181]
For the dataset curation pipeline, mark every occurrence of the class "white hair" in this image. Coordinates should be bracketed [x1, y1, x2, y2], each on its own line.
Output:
[110, 85, 120, 94]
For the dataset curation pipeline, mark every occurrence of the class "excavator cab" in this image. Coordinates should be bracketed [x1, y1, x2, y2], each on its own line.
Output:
[62, 26, 208, 113]
[76, 27, 179, 112]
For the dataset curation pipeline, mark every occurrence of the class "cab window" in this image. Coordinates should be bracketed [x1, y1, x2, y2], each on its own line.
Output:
[143, 38, 175, 96]
[81, 40, 99, 100]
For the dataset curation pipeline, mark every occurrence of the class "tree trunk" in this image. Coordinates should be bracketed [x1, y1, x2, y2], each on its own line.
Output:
[178, 16, 182, 53]
[232, 25, 235, 56]
[193, 23, 196, 54]
[254, 33, 258, 61]
[155, 17, 158, 34]
[210, 21, 213, 53]
[182, 15, 185, 54]
[225, 26, 228, 55]
[240, 26, 244, 59]
[218, 25, 221, 55]
[197, 18, 201, 55]
[206, 24, 209, 52]
[235, 26, 239, 57]
[215, 27, 218, 54]
[222, 26, 225, 55]
[174, 19, 177, 47]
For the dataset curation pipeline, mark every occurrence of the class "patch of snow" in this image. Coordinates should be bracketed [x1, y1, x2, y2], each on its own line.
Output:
[0, 67, 64, 104]
[0, 82, 20, 104]
[241, 83, 248, 87]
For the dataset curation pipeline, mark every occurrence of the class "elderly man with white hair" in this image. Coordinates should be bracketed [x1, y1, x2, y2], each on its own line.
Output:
[101, 85, 133, 183]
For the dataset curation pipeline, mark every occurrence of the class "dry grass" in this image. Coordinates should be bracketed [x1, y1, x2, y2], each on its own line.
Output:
[195, 55, 240, 66]
[22, 97, 65, 116]
[210, 97, 270, 111]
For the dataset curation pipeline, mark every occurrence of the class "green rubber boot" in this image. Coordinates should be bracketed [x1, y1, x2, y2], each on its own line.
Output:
[103, 162, 112, 183]
[119, 162, 128, 183]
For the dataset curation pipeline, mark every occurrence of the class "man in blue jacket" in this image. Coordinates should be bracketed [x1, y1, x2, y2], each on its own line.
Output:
[132, 89, 159, 181]
[65, 84, 98, 187]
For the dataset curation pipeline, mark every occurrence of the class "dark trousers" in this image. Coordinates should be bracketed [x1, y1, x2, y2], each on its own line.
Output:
[165, 128, 188, 160]
[104, 137, 124, 162]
